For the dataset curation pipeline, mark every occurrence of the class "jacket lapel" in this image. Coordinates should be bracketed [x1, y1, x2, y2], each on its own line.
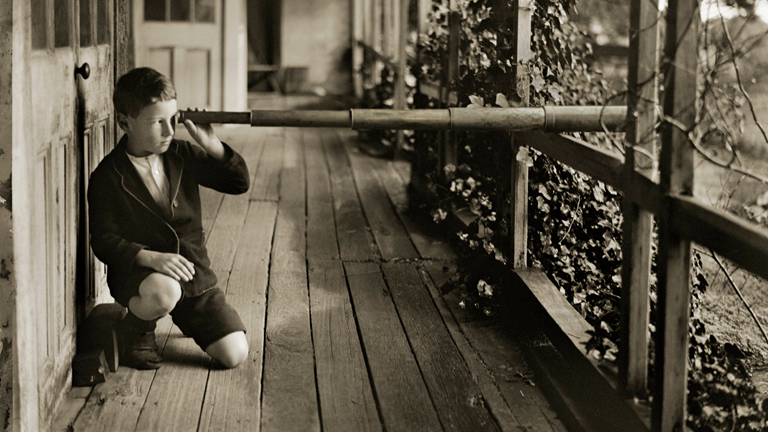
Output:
[164, 142, 184, 207]
[112, 136, 167, 218]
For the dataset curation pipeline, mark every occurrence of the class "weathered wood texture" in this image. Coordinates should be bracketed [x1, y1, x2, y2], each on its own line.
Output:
[321, 130, 379, 261]
[370, 154, 455, 260]
[72, 316, 173, 431]
[305, 130, 340, 261]
[619, 0, 659, 397]
[261, 129, 320, 432]
[382, 262, 499, 432]
[344, 262, 443, 432]
[251, 135, 285, 202]
[423, 262, 566, 432]
[342, 134, 418, 260]
[654, 0, 698, 430]
[198, 201, 278, 432]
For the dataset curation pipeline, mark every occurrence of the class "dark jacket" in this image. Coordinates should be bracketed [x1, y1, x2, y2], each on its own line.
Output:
[88, 135, 249, 302]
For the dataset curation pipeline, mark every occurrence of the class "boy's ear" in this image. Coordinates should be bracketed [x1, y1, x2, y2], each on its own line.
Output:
[116, 113, 130, 132]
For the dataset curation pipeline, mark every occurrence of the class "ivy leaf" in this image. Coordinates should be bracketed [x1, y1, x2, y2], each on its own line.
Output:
[468, 95, 485, 108]
[495, 93, 511, 107]
[532, 74, 546, 92]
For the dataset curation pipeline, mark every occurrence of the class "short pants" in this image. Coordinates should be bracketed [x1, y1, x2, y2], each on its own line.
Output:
[120, 270, 246, 350]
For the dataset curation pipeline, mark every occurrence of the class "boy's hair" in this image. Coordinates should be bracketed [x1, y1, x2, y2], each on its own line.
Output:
[113, 67, 177, 117]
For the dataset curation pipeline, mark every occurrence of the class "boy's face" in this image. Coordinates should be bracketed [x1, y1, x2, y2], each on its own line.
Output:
[120, 99, 178, 157]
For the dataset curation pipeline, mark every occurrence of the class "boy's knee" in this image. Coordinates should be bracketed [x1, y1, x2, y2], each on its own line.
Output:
[206, 332, 248, 369]
[138, 273, 182, 317]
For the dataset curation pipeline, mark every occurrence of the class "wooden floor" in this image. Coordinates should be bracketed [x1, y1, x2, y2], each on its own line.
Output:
[55, 125, 568, 432]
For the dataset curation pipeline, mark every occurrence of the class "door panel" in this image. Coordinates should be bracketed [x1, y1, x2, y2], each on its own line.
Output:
[134, 0, 222, 110]
[26, 0, 115, 426]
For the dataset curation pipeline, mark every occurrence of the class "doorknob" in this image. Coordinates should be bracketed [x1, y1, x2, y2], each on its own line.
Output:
[75, 63, 91, 80]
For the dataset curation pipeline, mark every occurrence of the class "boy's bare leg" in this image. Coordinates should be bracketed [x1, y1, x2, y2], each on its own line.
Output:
[118, 273, 181, 369]
[128, 272, 183, 320]
[205, 331, 248, 369]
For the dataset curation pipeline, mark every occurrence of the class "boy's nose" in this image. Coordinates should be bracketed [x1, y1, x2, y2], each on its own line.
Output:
[161, 120, 174, 136]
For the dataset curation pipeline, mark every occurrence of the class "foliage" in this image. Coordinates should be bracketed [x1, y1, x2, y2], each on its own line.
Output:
[356, 0, 768, 429]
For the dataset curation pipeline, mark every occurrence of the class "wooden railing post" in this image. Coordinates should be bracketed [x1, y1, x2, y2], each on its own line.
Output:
[509, 0, 533, 268]
[619, 0, 659, 398]
[653, 0, 698, 430]
[353, 0, 365, 99]
[393, 0, 409, 158]
[373, 0, 383, 85]
[440, 0, 460, 181]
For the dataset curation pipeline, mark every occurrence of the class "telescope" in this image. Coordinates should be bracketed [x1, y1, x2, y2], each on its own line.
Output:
[177, 106, 628, 133]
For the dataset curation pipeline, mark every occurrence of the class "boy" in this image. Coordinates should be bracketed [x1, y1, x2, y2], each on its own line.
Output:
[88, 67, 249, 369]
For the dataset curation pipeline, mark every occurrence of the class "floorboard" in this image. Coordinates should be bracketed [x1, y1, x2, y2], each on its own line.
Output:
[305, 129, 340, 261]
[71, 316, 174, 432]
[341, 134, 419, 260]
[381, 262, 499, 432]
[321, 130, 379, 262]
[424, 261, 568, 432]
[344, 261, 442, 432]
[250, 135, 284, 202]
[261, 129, 320, 432]
[198, 201, 278, 432]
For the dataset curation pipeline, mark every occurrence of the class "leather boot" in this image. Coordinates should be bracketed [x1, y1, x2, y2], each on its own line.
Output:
[115, 311, 163, 370]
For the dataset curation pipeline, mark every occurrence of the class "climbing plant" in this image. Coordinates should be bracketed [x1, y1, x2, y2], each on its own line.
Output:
[358, 0, 768, 429]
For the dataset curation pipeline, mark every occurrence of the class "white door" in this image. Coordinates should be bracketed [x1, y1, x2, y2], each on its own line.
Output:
[25, 0, 114, 425]
[133, 0, 222, 110]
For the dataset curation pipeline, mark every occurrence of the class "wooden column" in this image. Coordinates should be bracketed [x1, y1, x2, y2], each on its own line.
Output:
[353, 0, 365, 99]
[383, 0, 393, 59]
[440, 0, 460, 180]
[653, 0, 697, 430]
[619, 0, 659, 398]
[393, 0, 409, 157]
[373, 0, 383, 84]
[509, 0, 533, 268]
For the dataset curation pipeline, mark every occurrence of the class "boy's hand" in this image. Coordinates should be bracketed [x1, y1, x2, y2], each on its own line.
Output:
[135, 250, 195, 282]
[183, 109, 226, 161]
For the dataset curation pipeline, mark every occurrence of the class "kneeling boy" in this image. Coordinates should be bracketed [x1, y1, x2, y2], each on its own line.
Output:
[88, 67, 249, 369]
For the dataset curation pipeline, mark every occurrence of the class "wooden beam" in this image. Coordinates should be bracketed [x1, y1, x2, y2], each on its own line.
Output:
[353, 0, 365, 99]
[653, 0, 698, 430]
[393, 0, 408, 156]
[620, 0, 660, 398]
[509, 0, 533, 268]
[669, 195, 768, 282]
[441, 0, 460, 180]
[517, 131, 625, 190]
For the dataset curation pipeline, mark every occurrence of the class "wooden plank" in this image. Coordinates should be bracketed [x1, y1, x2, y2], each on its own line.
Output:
[370, 156, 455, 260]
[198, 201, 278, 432]
[423, 262, 566, 432]
[250, 135, 284, 202]
[654, 0, 698, 430]
[71, 316, 174, 432]
[309, 259, 382, 432]
[341, 133, 419, 260]
[620, 0, 659, 397]
[52, 387, 91, 431]
[518, 131, 625, 189]
[344, 261, 443, 432]
[393, 0, 408, 155]
[261, 129, 320, 432]
[382, 262, 499, 432]
[305, 130, 340, 261]
[509, 0, 534, 268]
[669, 195, 768, 282]
[320, 130, 379, 261]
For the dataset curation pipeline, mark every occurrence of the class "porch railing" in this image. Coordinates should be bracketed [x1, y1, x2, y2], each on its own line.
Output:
[181, 1, 768, 431]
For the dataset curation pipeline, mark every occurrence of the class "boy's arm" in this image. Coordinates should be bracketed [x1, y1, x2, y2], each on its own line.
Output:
[181, 120, 250, 194]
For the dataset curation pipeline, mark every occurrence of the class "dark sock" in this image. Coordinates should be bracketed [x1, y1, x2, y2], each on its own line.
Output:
[116, 311, 163, 370]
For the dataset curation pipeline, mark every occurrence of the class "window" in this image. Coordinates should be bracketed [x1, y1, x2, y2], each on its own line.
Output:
[32, 0, 47, 50]
[145, 0, 215, 23]
[96, 0, 110, 44]
[79, 0, 91, 46]
[54, 0, 71, 48]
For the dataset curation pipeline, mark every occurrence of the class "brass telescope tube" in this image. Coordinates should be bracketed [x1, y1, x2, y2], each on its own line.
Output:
[178, 106, 627, 132]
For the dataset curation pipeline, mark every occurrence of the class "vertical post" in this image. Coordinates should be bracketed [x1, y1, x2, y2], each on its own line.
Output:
[393, 0, 409, 157]
[509, 0, 532, 268]
[620, 0, 659, 398]
[383, 0, 393, 59]
[653, 0, 697, 431]
[353, 0, 365, 99]
[418, 0, 431, 35]
[373, 0, 383, 84]
[440, 0, 460, 180]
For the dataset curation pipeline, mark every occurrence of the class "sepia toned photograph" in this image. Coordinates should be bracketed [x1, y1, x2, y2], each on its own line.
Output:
[2, 0, 768, 431]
